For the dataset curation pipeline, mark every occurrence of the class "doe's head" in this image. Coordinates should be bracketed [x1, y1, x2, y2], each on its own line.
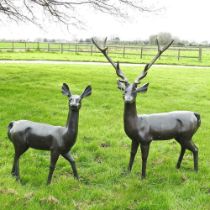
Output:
[62, 83, 92, 111]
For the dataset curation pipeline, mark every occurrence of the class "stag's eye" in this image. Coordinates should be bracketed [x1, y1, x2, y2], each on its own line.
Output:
[132, 86, 136, 91]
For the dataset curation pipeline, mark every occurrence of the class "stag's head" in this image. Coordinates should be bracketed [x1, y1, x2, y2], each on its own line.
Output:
[117, 80, 149, 104]
[92, 38, 173, 104]
[62, 83, 92, 111]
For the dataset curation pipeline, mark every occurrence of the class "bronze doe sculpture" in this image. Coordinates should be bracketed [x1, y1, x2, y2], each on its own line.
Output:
[8, 83, 92, 184]
[93, 38, 201, 178]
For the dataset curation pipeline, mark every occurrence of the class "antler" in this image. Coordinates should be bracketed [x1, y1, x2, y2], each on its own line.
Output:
[92, 38, 128, 83]
[134, 39, 174, 84]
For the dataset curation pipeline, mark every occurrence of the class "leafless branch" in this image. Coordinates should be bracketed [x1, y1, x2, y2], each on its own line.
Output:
[0, 0, 156, 26]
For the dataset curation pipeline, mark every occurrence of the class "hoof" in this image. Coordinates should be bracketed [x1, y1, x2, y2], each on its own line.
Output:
[46, 180, 51, 185]
[141, 175, 146, 180]
[15, 176, 20, 182]
[11, 172, 16, 176]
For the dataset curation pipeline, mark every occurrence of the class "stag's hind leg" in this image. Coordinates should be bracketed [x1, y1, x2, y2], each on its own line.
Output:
[128, 141, 139, 172]
[184, 140, 198, 171]
[175, 138, 186, 169]
[176, 147, 186, 169]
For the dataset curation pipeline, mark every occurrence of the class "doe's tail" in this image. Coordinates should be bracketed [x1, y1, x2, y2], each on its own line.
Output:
[194, 112, 201, 127]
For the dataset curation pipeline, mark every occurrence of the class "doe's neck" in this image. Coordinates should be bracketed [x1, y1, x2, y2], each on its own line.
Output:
[67, 108, 80, 133]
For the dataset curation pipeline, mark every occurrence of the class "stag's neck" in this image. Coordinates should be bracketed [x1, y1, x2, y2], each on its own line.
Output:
[124, 102, 137, 117]
[65, 109, 80, 147]
[124, 102, 138, 136]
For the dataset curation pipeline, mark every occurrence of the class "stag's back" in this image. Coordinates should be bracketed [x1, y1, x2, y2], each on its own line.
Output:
[138, 111, 200, 140]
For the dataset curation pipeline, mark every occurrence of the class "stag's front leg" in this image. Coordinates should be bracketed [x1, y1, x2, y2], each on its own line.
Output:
[62, 152, 79, 179]
[140, 143, 150, 179]
[128, 141, 139, 172]
[11, 154, 20, 180]
[12, 146, 28, 180]
[47, 151, 59, 185]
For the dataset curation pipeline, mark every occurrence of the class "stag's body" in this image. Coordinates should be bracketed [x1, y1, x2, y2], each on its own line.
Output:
[93, 38, 201, 178]
[125, 108, 200, 141]
[124, 101, 200, 177]
[8, 83, 91, 184]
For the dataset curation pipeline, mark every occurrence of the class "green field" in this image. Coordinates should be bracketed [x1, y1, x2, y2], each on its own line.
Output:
[0, 64, 210, 209]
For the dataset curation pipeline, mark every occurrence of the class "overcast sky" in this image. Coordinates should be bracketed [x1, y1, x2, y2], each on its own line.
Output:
[0, 0, 209, 42]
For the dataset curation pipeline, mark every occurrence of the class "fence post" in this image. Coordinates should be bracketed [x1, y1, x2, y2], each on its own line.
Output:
[25, 42, 27, 51]
[90, 45, 93, 55]
[199, 47, 202, 62]
[36, 42, 39, 51]
[75, 44, 77, 54]
[48, 43, 50, 52]
[123, 46, 125, 58]
[61, 43, 63, 53]
[140, 47, 143, 59]
[12, 42, 14, 52]
[178, 49, 180, 61]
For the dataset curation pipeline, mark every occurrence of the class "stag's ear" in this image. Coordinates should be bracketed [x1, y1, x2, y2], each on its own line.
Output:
[81, 85, 92, 99]
[62, 83, 72, 97]
[117, 80, 125, 91]
[135, 83, 149, 93]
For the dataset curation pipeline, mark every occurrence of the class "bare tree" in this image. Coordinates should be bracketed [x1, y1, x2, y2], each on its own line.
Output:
[149, 32, 173, 45]
[0, 0, 157, 26]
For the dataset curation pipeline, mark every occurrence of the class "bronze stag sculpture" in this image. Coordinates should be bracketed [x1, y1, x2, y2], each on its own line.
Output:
[92, 38, 201, 178]
[8, 83, 92, 184]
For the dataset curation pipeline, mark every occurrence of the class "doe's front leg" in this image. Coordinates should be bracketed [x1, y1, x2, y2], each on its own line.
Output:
[47, 151, 60, 185]
[62, 152, 79, 179]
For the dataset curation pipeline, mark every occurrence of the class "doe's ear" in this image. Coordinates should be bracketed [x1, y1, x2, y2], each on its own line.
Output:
[81, 85, 92, 99]
[62, 83, 72, 97]
[117, 80, 125, 91]
[135, 83, 149, 93]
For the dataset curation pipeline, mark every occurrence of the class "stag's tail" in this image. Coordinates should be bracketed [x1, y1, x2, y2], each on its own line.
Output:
[194, 113, 201, 127]
[7, 121, 14, 140]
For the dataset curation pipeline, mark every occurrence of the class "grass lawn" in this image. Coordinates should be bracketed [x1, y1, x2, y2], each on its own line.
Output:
[0, 63, 210, 209]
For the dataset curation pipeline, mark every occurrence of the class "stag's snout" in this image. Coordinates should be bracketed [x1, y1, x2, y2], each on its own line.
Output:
[124, 95, 135, 104]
